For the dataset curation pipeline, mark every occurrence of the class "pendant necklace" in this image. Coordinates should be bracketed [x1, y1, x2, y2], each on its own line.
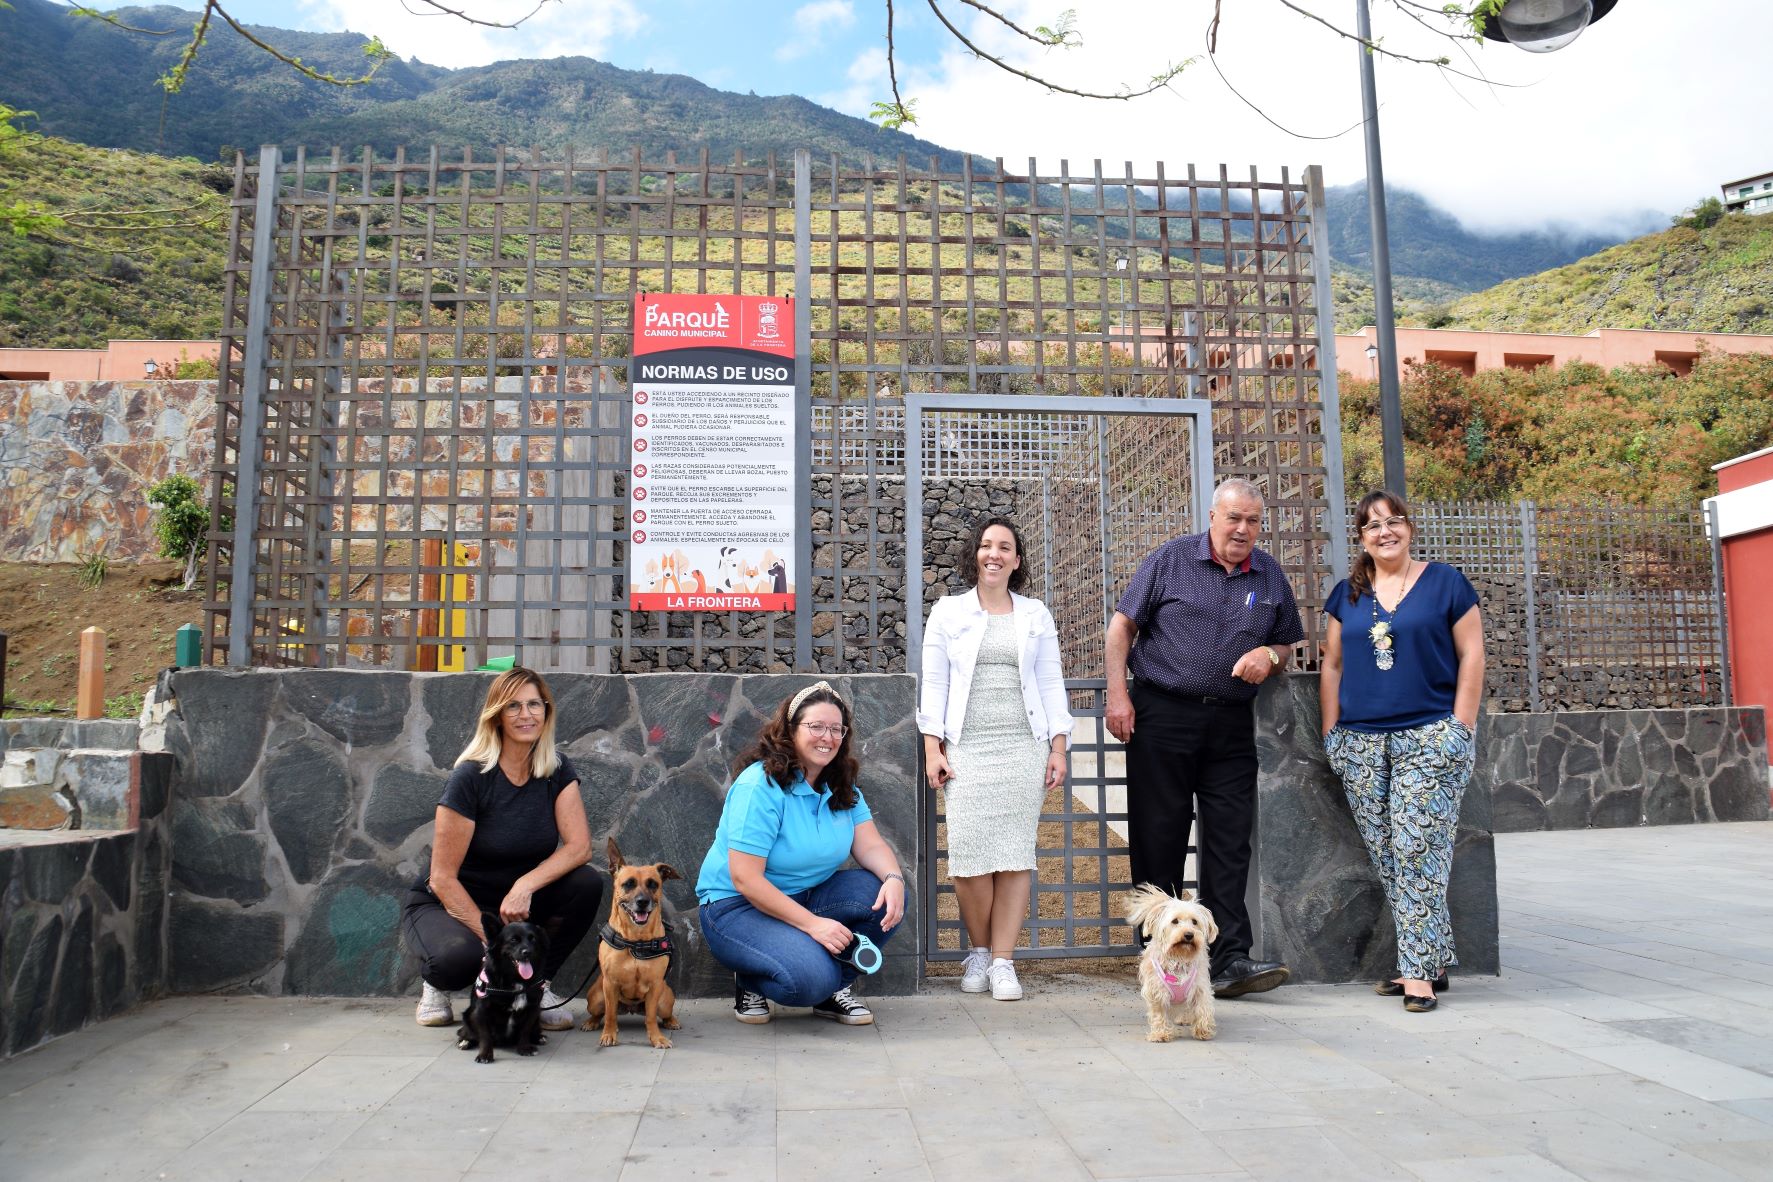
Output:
[1368, 561, 1419, 673]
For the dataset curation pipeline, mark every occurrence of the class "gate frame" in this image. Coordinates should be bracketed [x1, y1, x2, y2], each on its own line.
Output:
[904, 392, 1218, 961]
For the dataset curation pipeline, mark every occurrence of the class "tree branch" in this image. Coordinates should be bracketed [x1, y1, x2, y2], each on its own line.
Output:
[395, 0, 558, 30]
[918, 0, 1190, 103]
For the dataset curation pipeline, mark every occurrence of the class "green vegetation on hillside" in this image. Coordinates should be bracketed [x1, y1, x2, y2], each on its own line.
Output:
[1338, 350, 1773, 506]
[1441, 214, 1773, 336]
[0, 128, 227, 348]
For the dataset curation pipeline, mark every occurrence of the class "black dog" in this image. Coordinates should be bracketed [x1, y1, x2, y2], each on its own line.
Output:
[456, 914, 550, 1064]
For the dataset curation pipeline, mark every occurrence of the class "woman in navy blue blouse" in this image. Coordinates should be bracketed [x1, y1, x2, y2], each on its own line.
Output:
[1320, 491, 1485, 1013]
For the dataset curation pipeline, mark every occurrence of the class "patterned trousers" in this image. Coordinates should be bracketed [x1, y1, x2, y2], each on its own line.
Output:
[1324, 716, 1475, 980]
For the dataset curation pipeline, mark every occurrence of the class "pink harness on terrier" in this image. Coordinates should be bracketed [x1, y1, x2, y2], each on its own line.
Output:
[1148, 946, 1200, 1005]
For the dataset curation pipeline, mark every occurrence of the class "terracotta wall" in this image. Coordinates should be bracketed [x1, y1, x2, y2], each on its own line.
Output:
[0, 380, 216, 563]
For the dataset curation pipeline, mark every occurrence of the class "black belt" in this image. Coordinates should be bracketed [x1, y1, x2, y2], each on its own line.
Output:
[1130, 677, 1250, 708]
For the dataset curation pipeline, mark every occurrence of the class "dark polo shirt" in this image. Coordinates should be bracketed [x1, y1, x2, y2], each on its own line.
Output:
[1116, 532, 1304, 702]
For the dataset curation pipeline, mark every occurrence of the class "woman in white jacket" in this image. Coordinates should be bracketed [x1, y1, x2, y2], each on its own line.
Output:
[919, 516, 1072, 1000]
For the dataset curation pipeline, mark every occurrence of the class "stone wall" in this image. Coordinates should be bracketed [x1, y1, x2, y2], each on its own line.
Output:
[157, 670, 921, 1001]
[1252, 676, 1767, 984]
[1486, 708, 1768, 832]
[0, 753, 172, 1056]
[0, 380, 216, 563]
[1, 719, 144, 831]
[1255, 678, 1499, 984]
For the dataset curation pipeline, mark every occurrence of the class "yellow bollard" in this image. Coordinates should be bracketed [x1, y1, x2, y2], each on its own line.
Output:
[77, 626, 106, 720]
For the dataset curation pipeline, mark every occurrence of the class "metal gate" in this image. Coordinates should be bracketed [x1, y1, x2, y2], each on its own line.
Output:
[906, 394, 1215, 960]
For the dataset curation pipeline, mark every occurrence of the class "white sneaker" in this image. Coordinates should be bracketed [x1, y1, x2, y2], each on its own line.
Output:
[538, 982, 576, 1031]
[959, 947, 992, 994]
[415, 982, 454, 1026]
[988, 958, 1023, 1001]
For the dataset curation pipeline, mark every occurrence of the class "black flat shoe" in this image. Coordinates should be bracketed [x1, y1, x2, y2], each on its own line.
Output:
[1373, 971, 1449, 997]
[1403, 993, 1438, 1013]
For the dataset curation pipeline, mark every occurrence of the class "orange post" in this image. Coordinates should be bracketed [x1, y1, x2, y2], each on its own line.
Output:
[77, 626, 106, 719]
[415, 538, 442, 672]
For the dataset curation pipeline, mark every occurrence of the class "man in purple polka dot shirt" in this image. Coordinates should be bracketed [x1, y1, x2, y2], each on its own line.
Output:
[1106, 478, 1304, 998]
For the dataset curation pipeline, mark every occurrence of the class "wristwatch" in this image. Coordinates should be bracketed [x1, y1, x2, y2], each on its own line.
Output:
[1263, 646, 1281, 667]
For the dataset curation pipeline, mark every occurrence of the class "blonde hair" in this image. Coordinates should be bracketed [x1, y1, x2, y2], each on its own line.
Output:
[456, 667, 562, 778]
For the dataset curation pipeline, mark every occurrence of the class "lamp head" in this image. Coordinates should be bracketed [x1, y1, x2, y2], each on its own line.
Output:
[1481, 0, 1615, 54]
[1365, 343, 1378, 361]
[143, 358, 158, 378]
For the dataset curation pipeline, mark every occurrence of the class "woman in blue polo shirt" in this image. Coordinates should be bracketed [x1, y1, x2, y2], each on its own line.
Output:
[1321, 490, 1485, 1013]
[697, 681, 907, 1026]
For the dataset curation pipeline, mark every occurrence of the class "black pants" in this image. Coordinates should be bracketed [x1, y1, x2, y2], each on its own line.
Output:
[400, 864, 604, 991]
[1125, 682, 1258, 973]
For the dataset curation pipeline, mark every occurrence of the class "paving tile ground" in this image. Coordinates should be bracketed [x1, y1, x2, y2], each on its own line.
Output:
[4, 822, 1771, 1181]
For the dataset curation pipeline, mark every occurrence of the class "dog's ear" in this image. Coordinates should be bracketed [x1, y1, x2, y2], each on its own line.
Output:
[480, 911, 502, 943]
[1203, 907, 1219, 946]
[1123, 882, 1164, 936]
[1179, 889, 1195, 902]
[656, 863, 682, 882]
[607, 836, 625, 872]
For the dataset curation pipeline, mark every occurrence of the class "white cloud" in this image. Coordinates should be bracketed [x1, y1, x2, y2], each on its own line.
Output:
[776, 0, 857, 62]
[813, 0, 1773, 235]
[295, 0, 646, 69]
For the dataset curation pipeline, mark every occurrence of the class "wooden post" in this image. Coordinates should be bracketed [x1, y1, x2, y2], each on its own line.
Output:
[415, 537, 442, 672]
[77, 626, 106, 719]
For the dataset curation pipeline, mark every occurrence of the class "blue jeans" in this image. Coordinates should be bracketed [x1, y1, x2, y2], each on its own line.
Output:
[698, 869, 896, 1006]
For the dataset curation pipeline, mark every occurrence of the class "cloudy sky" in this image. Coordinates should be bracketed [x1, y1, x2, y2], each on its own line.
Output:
[179, 1, 1766, 235]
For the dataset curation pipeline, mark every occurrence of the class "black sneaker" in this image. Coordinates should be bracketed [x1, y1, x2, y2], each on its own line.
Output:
[810, 985, 873, 1025]
[1211, 956, 1291, 999]
[733, 981, 771, 1024]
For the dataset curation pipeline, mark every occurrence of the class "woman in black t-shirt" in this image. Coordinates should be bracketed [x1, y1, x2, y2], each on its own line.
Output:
[400, 667, 603, 1029]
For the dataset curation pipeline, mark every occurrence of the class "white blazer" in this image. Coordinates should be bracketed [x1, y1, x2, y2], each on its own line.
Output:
[917, 589, 1074, 747]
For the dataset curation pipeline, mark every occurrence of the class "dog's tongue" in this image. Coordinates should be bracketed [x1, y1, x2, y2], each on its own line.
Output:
[516, 960, 534, 980]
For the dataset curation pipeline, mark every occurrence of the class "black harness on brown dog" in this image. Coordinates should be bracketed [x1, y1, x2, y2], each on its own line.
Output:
[600, 920, 673, 960]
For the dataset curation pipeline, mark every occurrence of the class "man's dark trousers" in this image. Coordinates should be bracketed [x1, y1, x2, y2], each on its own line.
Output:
[1125, 680, 1257, 974]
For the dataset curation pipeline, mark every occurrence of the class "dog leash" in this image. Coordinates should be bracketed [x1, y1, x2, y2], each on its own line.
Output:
[536, 919, 675, 1011]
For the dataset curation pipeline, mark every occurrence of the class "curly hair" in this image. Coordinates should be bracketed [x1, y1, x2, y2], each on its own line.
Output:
[957, 515, 1030, 593]
[1347, 489, 1414, 604]
[733, 683, 860, 809]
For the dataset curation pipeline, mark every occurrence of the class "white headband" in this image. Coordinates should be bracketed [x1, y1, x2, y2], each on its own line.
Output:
[787, 680, 841, 718]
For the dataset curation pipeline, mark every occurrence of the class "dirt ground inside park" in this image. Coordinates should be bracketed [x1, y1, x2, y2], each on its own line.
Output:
[0, 560, 202, 717]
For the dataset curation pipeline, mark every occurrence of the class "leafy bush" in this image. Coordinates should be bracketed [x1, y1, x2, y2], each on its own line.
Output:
[146, 474, 210, 589]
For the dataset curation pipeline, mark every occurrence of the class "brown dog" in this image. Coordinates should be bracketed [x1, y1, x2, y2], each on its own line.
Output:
[582, 837, 681, 1049]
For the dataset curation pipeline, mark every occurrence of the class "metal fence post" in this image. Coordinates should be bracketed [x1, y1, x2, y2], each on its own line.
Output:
[1707, 497, 1732, 706]
[1307, 166, 1350, 584]
[1519, 500, 1542, 713]
[793, 148, 813, 671]
[226, 144, 282, 667]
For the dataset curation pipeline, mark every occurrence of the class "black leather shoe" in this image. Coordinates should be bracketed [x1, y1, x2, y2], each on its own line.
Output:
[1403, 992, 1438, 1013]
[1211, 956, 1291, 998]
[1374, 971, 1449, 997]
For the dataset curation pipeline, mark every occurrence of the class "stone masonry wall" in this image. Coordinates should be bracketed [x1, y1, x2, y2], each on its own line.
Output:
[0, 752, 173, 1056]
[1255, 675, 1766, 985]
[157, 670, 920, 1001]
[0, 379, 216, 563]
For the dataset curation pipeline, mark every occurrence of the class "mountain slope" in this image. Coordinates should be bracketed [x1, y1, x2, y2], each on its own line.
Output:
[1442, 213, 1773, 335]
[0, 0, 967, 168]
[1323, 183, 1632, 293]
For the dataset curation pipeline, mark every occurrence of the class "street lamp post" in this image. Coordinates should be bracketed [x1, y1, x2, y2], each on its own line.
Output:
[1354, 0, 1617, 499]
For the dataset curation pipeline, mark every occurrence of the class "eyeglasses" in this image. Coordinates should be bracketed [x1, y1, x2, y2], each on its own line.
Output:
[1359, 515, 1410, 536]
[801, 722, 848, 739]
[502, 699, 547, 715]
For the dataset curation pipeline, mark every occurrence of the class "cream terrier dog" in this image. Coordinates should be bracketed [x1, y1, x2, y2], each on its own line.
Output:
[1125, 884, 1218, 1042]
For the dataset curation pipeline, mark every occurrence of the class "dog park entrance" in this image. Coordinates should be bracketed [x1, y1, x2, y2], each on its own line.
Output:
[202, 145, 1346, 958]
[905, 394, 1221, 960]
